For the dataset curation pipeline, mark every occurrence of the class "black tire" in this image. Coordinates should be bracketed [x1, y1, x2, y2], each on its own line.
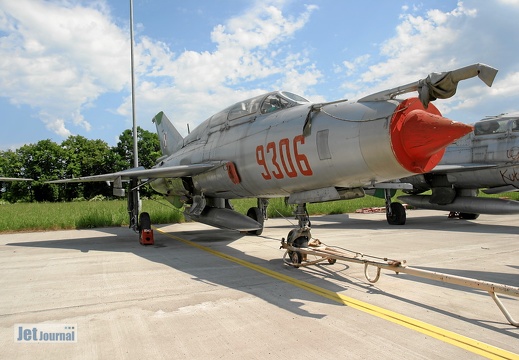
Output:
[139, 212, 151, 232]
[458, 212, 480, 220]
[246, 207, 264, 235]
[290, 251, 302, 268]
[386, 202, 406, 225]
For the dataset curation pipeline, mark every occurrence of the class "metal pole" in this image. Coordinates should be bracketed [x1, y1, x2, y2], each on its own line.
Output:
[129, 0, 140, 231]
[130, 0, 138, 168]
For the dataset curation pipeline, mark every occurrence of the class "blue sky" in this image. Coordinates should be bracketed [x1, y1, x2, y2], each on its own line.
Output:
[1, 0, 518, 151]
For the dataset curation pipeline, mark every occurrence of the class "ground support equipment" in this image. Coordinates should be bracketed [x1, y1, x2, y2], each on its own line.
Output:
[280, 236, 519, 327]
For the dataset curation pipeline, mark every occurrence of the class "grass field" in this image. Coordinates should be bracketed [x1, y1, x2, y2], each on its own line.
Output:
[0, 192, 517, 232]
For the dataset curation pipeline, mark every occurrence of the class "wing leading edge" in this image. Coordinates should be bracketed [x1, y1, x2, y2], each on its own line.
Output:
[47, 163, 215, 183]
[0, 177, 33, 181]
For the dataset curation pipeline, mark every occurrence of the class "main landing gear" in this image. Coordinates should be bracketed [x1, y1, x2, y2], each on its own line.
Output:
[282, 203, 314, 267]
[127, 181, 154, 245]
[384, 189, 406, 225]
[245, 198, 269, 236]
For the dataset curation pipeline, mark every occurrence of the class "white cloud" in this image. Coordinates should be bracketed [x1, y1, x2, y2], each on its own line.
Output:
[39, 112, 71, 138]
[119, 1, 320, 134]
[341, 54, 370, 76]
[0, 0, 129, 136]
[338, 1, 519, 122]
[5, 0, 517, 143]
[0, 0, 320, 138]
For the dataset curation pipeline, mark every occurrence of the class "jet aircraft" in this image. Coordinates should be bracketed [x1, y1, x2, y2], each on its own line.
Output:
[48, 63, 496, 255]
[398, 112, 519, 220]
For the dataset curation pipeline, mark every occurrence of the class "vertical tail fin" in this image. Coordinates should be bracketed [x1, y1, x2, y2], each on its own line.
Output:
[152, 111, 184, 156]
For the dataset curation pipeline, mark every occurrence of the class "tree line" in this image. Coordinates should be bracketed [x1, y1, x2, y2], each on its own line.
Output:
[0, 127, 161, 203]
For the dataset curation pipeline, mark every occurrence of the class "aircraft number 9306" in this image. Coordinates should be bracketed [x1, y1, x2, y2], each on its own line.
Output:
[256, 135, 313, 180]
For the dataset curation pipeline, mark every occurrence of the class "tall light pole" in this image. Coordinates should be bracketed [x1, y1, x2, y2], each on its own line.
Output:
[130, 0, 138, 168]
[129, 0, 140, 231]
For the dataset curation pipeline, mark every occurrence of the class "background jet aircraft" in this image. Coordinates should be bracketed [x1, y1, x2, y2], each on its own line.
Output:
[48, 64, 495, 245]
[398, 112, 519, 220]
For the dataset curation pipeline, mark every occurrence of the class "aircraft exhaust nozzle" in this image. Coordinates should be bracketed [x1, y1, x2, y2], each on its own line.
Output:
[390, 98, 473, 173]
[399, 195, 519, 215]
[186, 207, 262, 232]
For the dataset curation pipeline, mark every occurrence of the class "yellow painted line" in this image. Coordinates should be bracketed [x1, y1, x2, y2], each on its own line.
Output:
[154, 227, 519, 360]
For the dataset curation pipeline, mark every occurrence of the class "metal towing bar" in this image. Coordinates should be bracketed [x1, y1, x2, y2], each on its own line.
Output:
[280, 237, 519, 327]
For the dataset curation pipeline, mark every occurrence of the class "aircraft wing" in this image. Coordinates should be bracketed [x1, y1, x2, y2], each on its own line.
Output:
[0, 177, 33, 181]
[47, 163, 215, 183]
[430, 163, 497, 173]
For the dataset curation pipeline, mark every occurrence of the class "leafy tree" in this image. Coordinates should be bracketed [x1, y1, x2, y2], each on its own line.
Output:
[113, 127, 161, 170]
[0, 149, 32, 202]
[16, 140, 65, 202]
[1, 127, 162, 202]
[59, 135, 115, 200]
[0, 151, 6, 176]
[113, 127, 161, 197]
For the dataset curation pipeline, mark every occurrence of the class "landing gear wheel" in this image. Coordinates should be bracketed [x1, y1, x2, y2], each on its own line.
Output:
[290, 251, 302, 268]
[246, 207, 264, 235]
[327, 258, 337, 265]
[459, 212, 480, 220]
[386, 202, 406, 225]
[286, 230, 308, 268]
[139, 212, 151, 232]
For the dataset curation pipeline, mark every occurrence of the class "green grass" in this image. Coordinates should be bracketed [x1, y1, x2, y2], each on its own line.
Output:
[0, 191, 517, 232]
[0, 199, 184, 233]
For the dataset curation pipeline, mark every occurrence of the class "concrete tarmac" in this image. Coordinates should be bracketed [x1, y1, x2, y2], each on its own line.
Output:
[0, 209, 518, 359]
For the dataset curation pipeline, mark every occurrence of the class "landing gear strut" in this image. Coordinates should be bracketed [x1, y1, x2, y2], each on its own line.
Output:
[384, 189, 406, 225]
[127, 179, 141, 233]
[283, 203, 312, 267]
[127, 179, 154, 245]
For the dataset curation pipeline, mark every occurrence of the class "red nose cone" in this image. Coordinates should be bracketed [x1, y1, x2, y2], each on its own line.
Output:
[391, 98, 473, 173]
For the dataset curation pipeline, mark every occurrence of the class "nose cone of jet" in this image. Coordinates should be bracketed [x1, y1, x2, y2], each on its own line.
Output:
[391, 98, 473, 173]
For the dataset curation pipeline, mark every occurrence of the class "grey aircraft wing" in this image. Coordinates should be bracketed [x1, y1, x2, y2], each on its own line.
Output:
[46, 163, 215, 183]
[0, 177, 33, 181]
[430, 163, 497, 172]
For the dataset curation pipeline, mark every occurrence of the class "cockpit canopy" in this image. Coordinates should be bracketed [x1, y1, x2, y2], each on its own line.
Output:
[474, 114, 519, 136]
[211, 91, 310, 123]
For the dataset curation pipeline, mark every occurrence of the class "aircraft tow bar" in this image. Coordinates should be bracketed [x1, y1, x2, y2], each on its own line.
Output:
[280, 237, 519, 327]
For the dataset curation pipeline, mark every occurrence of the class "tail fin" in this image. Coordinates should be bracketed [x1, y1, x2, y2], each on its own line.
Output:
[152, 111, 184, 156]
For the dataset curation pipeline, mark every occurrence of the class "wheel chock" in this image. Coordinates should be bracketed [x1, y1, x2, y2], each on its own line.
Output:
[139, 229, 154, 245]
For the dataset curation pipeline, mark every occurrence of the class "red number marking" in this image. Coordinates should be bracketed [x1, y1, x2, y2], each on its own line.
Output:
[279, 138, 297, 178]
[256, 145, 271, 180]
[267, 141, 283, 179]
[256, 136, 313, 180]
[294, 135, 313, 176]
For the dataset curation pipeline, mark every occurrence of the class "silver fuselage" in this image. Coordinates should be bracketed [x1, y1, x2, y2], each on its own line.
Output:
[152, 97, 406, 202]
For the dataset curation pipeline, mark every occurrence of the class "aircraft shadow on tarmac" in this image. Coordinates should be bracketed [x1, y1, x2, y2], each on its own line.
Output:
[7, 227, 339, 320]
[6, 220, 519, 332]
[273, 212, 519, 235]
